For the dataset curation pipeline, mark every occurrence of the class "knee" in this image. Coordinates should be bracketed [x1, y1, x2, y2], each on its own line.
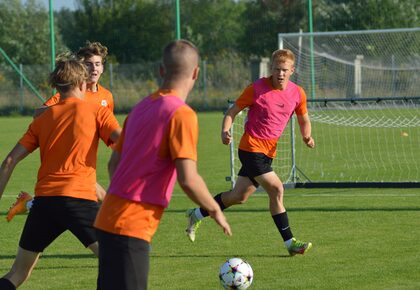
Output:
[267, 185, 284, 200]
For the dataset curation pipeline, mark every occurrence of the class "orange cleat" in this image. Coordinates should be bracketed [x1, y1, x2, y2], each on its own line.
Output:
[6, 191, 33, 222]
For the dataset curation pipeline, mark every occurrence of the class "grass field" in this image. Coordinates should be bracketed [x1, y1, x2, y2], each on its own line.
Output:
[0, 114, 420, 289]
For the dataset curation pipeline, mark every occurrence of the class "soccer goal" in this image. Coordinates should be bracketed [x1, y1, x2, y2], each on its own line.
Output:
[228, 28, 420, 188]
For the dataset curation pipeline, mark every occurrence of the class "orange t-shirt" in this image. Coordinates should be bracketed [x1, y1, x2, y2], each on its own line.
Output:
[95, 91, 197, 242]
[44, 84, 114, 112]
[19, 97, 120, 201]
[236, 77, 307, 157]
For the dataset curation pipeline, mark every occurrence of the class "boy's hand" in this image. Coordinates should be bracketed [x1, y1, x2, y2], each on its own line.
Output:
[209, 209, 232, 237]
[303, 136, 315, 148]
[221, 131, 232, 145]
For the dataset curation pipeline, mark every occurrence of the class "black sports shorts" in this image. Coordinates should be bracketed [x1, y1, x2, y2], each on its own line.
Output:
[97, 230, 150, 290]
[238, 149, 273, 187]
[19, 196, 99, 252]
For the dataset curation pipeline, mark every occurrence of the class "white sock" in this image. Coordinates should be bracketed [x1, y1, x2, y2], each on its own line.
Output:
[26, 200, 33, 211]
[284, 238, 293, 248]
[194, 208, 204, 220]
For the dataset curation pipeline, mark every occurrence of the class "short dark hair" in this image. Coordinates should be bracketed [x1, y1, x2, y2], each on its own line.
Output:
[162, 40, 199, 79]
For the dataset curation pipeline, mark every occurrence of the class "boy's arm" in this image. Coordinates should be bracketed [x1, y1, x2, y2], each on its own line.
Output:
[221, 104, 243, 145]
[110, 128, 122, 144]
[0, 144, 30, 200]
[96, 183, 106, 202]
[175, 158, 232, 237]
[296, 113, 315, 148]
[108, 150, 121, 180]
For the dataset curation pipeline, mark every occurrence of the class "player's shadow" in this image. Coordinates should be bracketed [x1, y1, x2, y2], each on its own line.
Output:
[0, 253, 95, 260]
[151, 253, 292, 259]
[166, 207, 420, 213]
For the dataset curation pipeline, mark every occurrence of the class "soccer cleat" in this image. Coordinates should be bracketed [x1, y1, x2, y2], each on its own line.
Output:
[287, 237, 312, 256]
[185, 208, 202, 242]
[6, 191, 33, 222]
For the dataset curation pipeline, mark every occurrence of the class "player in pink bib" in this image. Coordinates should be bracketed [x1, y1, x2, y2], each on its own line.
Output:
[95, 40, 231, 290]
[186, 49, 316, 256]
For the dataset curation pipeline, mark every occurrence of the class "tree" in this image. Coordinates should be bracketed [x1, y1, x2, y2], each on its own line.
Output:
[0, 0, 67, 65]
[59, 0, 173, 63]
[238, 0, 307, 58]
[314, 0, 420, 31]
[181, 0, 246, 59]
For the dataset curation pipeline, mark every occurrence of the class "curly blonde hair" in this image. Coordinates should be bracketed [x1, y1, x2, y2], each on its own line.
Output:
[48, 52, 88, 93]
[77, 41, 108, 64]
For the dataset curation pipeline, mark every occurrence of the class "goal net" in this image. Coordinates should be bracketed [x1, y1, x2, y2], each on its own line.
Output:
[230, 99, 420, 188]
[228, 28, 420, 188]
[278, 28, 420, 100]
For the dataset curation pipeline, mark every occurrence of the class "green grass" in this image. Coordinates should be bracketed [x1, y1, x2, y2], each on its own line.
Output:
[1, 114, 420, 289]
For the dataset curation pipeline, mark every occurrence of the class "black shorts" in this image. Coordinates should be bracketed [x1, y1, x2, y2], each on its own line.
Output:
[238, 149, 273, 187]
[97, 230, 150, 290]
[19, 196, 99, 252]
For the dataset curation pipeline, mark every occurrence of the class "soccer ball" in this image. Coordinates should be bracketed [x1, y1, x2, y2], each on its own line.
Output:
[219, 257, 253, 289]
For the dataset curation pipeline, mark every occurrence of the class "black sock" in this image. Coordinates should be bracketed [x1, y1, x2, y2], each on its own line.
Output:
[0, 278, 16, 290]
[199, 193, 226, 218]
[272, 212, 293, 241]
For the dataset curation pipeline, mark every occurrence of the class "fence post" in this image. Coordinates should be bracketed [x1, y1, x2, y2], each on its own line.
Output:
[19, 64, 24, 113]
[109, 63, 113, 91]
[202, 60, 207, 109]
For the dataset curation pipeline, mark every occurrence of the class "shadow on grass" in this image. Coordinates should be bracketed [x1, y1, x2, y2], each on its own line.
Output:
[0, 253, 95, 260]
[1, 252, 291, 261]
[150, 254, 291, 259]
[166, 207, 420, 213]
[0, 264, 97, 272]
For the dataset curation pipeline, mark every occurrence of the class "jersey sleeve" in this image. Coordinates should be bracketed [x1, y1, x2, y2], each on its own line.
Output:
[166, 105, 198, 161]
[295, 86, 308, 116]
[97, 107, 121, 146]
[18, 121, 39, 153]
[235, 84, 254, 109]
[43, 93, 61, 106]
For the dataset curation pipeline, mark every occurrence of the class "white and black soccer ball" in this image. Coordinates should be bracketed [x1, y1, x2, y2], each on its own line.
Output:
[219, 257, 253, 289]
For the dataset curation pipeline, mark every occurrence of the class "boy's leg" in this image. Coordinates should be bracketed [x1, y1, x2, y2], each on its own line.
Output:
[64, 198, 100, 254]
[185, 176, 256, 242]
[87, 241, 99, 257]
[2, 247, 41, 288]
[255, 172, 312, 255]
[97, 230, 150, 290]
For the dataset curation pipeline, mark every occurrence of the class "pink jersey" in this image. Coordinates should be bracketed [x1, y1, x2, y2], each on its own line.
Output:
[245, 78, 303, 140]
[108, 94, 185, 207]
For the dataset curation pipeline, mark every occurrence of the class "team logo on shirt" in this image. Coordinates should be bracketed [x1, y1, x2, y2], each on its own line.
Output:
[101, 100, 108, 107]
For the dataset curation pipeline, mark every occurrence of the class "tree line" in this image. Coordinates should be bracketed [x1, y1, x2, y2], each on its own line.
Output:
[0, 0, 419, 65]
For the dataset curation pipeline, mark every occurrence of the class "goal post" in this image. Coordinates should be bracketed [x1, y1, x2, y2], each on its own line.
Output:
[228, 28, 420, 188]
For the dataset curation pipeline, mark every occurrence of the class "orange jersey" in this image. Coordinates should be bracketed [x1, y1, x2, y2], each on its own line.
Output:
[44, 84, 114, 112]
[19, 97, 120, 201]
[95, 90, 198, 242]
[236, 77, 308, 158]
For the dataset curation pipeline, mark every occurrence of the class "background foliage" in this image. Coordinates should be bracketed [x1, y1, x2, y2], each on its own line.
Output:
[1, 0, 418, 65]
